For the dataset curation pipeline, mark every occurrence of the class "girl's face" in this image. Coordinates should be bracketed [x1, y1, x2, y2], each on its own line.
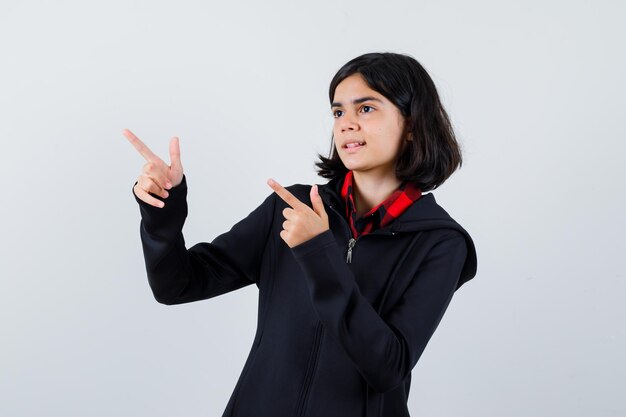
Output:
[331, 73, 408, 179]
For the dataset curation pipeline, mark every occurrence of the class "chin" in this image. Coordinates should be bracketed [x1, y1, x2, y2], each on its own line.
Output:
[338, 154, 359, 166]
[339, 160, 358, 171]
[344, 164, 368, 173]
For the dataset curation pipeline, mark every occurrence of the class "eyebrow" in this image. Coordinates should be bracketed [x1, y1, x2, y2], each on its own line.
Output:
[331, 96, 383, 108]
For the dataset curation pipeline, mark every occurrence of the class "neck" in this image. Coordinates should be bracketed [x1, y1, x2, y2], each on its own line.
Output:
[351, 170, 402, 217]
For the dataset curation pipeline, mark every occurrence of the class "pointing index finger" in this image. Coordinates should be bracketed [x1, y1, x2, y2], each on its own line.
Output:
[123, 129, 159, 162]
[267, 178, 305, 209]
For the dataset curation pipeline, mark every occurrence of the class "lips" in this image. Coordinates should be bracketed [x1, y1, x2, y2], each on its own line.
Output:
[343, 140, 366, 148]
[342, 141, 366, 154]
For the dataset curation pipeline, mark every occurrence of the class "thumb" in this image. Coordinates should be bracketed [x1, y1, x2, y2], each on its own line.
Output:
[169, 136, 183, 170]
[310, 185, 326, 218]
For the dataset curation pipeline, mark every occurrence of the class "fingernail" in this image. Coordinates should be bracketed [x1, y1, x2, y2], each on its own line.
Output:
[166, 182, 172, 189]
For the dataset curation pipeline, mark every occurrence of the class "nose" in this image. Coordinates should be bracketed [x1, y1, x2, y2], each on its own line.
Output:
[338, 111, 359, 132]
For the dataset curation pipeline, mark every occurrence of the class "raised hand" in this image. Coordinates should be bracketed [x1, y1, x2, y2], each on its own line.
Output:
[267, 178, 329, 248]
[123, 128, 184, 208]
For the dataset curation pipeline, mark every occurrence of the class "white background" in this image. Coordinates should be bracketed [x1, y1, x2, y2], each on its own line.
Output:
[1, 1, 624, 416]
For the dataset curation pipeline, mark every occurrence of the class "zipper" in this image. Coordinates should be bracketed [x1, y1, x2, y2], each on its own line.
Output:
[346, 238, 356, 263]
[327, 202, 397, 264]
[294, 321, 324, 417]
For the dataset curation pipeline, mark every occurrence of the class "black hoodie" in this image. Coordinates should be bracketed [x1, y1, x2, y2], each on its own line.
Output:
[133, 174, 477, 417]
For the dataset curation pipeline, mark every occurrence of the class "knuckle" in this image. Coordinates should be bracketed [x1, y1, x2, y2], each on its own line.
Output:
[147, 177, 161, 190]
[140, 184, 153, 195]
[139, 178, 152, 191]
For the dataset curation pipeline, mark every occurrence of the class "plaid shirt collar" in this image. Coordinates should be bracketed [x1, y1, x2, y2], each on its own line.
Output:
[340, 170, 422, 239]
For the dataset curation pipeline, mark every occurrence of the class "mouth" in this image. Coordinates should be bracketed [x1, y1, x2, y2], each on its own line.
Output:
[343, 141, 366, 149]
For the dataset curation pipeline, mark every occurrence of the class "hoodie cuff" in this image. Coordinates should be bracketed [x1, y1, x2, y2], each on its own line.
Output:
[290, 229, 338, 260]
[132, 174, 188, 231]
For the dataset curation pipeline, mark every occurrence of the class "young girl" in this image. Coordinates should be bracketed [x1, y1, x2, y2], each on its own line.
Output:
[125, 52, 477, 417]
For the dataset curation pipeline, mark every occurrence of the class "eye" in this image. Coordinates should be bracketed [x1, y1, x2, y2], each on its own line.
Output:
[332, 109, 344, 118]
[361, 105, 374, 113]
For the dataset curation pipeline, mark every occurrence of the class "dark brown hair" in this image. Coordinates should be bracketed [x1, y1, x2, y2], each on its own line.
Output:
[315, 52, 462, 192]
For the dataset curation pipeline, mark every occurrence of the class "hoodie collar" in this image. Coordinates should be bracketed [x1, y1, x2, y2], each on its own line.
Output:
[318, 176, 455, 233]
[318, 177, 478, 288]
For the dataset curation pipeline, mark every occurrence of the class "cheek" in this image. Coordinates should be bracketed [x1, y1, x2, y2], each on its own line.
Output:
[385, 126, 406, 156]
[377, 123, 404, 145]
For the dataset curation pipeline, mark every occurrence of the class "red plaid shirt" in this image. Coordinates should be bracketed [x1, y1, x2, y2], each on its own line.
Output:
[340, 170, 422, 239]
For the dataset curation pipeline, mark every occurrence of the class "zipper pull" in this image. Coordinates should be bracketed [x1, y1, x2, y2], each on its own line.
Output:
[346, 238, 356, 263]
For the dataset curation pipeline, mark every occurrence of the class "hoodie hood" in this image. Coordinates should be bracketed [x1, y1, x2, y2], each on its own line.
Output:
[318, 176, 478, 289]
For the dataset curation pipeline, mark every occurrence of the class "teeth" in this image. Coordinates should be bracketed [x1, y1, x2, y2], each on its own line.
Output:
[346, 142, 364, 148]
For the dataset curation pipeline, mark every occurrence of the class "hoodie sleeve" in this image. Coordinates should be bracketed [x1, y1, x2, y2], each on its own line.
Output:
[290, 228, 467, 394]
[133, 175, 276, 305]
